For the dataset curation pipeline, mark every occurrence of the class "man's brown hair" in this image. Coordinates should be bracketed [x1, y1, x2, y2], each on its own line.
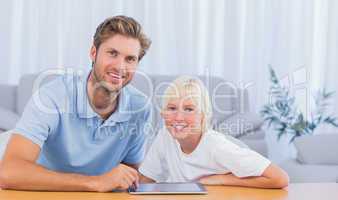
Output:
[93, 15, 151, 61]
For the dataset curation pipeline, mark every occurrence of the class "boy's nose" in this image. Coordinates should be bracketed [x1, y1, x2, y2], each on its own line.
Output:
[175, 111, 185, 120]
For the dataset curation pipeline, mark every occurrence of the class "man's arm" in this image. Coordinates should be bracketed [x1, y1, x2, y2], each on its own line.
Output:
[139, 173, 156, 183]
[198, 164, 289, 189]
[0, 134, 138, 192]
[123, 163, 155, 183]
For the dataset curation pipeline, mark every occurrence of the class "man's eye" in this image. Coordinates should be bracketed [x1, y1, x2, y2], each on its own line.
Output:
[108, 51, 118, 57]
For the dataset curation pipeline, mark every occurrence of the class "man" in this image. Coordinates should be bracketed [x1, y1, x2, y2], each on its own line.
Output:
[0, 15, 152, 192]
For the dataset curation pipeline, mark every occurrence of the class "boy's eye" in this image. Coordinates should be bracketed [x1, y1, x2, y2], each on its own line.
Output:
[167, 106, 176, 111]
[184, 107, 194, 112]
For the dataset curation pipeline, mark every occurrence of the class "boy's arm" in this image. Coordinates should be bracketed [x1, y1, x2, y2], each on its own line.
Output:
[198, 163, 289, 189]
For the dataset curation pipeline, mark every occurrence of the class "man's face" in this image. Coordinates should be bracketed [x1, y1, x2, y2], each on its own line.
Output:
[90, 34, 141, 92]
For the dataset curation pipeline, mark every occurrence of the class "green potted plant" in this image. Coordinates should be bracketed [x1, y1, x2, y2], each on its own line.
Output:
[261, 66, 338, 143]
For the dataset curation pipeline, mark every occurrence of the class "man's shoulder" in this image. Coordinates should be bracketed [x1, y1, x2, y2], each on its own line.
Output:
[37, 74, 67, 99]
[36, 68, 89, 107]
[124, 85, 151, 113]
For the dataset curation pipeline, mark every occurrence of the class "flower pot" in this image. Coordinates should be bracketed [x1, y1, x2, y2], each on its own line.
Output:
[264, 126, 297, 164]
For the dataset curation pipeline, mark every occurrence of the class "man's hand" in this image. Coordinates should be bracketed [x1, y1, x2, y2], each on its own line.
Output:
[0, 134, 142, 192]
[92, 164, 139, 192]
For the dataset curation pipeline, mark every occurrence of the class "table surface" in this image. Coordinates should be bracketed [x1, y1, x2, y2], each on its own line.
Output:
[1, 183, 337, 200]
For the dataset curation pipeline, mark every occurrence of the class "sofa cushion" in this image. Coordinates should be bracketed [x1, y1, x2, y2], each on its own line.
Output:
[17, 74, 38, 115]
[295, 134, 338, 165]
[213, 112, 263, 138]
[241, 139, 268, 157]
[0, 107, 20, 131]
[280, 159, 338, 183]
[239, 129, 265, 140]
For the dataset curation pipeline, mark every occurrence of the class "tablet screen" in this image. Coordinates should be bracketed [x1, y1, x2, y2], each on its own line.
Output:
[128, 183, 207, 194]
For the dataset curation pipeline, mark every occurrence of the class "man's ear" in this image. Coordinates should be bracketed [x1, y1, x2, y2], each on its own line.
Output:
[90, 45, 97, 62]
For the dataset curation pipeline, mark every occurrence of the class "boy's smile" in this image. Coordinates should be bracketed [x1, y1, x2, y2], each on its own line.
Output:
[162, 97, 203, 140]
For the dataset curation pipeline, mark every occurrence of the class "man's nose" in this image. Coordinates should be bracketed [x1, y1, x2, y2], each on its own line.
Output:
[114, 56, 127, 70]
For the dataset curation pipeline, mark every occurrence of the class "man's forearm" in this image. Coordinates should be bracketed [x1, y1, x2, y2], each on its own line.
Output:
[139, 173, 155, 183]
[0, 159, 98, 191]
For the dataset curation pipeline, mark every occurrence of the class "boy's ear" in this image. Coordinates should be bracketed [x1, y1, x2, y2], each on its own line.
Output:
[200, 113, 205, 129]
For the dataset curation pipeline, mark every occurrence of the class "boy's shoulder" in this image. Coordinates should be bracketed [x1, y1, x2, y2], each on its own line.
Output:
[204, 129, 229, 143]
[156, 128, 174, 141]
[204, 129, 242, 150]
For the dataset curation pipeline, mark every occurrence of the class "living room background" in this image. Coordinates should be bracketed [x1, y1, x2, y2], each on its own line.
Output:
[1, 0, 338, 118]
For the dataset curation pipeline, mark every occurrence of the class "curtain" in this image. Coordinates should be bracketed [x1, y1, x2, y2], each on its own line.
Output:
[1, 0, 338, 116]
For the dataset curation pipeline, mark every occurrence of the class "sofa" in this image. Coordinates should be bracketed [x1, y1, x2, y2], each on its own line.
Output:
[1, 70, 338, 183]
[280, 134, 338, 183]
[0, 70, 267, 155]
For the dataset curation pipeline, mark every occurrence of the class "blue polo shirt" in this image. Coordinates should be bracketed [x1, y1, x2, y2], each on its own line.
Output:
[13, 68, 152, 175]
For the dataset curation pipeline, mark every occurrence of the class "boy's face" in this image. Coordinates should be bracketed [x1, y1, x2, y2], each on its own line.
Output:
[90, 34, 141, 92]
[161, 97, 203, 140]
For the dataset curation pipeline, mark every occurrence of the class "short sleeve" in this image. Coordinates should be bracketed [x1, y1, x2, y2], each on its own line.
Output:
[212, 140, 271, 178]
[13, 88, 60, 148]
[122, 105, 152, 164]
[139, 129, 168, 182]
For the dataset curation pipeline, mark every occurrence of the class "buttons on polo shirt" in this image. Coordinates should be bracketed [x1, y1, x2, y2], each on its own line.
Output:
[92, 123, 124, 141]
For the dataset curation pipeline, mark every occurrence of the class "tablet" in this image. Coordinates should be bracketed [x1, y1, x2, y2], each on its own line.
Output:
[128, 182, 207, 195]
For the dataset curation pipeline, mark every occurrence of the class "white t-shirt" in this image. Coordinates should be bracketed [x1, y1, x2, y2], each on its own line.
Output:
[139, 128, 271, 182]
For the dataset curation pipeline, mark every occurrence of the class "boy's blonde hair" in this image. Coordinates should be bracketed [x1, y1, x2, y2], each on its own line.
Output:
[161, 76, 212, 132]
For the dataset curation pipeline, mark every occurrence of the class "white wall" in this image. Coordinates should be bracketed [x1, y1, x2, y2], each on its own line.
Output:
[1, 0, 338, 115]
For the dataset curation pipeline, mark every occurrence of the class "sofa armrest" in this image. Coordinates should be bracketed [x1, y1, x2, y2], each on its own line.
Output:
[295, 134, 338, 165]
[0, 84, 17, 112]
[213, 112, 264, 138]
[280, 159, 338, 183]
[0, 107, 19, 131]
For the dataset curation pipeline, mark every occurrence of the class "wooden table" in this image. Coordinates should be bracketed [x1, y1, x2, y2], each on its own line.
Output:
[0, 183, 337, 200]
